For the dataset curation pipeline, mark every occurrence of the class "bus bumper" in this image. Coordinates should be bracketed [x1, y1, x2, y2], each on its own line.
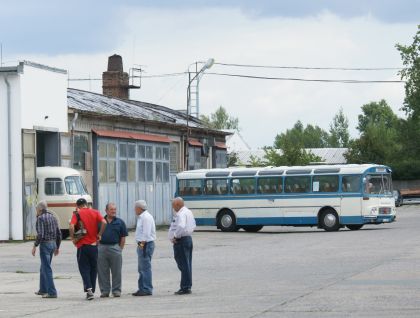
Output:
[363, 215, 396, 224]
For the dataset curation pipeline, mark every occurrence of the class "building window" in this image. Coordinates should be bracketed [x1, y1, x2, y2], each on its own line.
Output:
[214, 149, 227, 168]
[155, 145, 170, 183]
[188, 147, 202, 170]
[138, 144, 154, 182]
[73, 134, 89, 170]
[98, 141, 116, 183]
[170, 143, 179, 173]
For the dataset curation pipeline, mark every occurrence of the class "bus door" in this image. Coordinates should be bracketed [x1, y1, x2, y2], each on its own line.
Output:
[340, 175, 363, 223]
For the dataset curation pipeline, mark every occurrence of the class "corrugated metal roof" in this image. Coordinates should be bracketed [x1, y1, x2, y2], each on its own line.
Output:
[67, 88, 222, 131]
[234, 148, 348, 165]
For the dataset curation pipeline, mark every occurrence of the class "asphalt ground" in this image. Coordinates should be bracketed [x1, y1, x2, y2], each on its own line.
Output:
[1, 204, 420, 318]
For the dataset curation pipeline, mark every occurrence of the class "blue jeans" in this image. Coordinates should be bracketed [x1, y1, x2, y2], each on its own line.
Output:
[39, 241, 57, 296]
[137, 241, 155, 294]
[77, 245, 98, 292]
[173, 236, 193, 290]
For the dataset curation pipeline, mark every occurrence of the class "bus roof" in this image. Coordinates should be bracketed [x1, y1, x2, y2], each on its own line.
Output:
[176, 164, 391, 179]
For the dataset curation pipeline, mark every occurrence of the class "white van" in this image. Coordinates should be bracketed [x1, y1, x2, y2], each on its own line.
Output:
[37, 167, 93, 238]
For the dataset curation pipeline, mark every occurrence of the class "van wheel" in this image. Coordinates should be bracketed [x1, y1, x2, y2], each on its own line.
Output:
[217, 210, 238, 232]
[346, 224, 364, 231]
[61, 229, 69, 239]
[319, 209, 340, 232]
[242, 225, 264, 232]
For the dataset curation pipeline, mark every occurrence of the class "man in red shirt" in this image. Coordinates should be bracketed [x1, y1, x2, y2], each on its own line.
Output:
[70, 198, 107, 300]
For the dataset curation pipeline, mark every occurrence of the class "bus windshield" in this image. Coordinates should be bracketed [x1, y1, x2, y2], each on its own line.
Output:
[364, 174, 392, 195]
[65, 176, 88, 195]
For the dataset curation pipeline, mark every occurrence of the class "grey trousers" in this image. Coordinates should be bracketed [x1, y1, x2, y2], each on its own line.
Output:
[98, 244, 123, 295]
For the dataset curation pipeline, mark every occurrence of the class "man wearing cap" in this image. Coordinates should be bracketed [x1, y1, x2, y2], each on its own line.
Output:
[32, 200, 61, 298]
[132, 200, 156, 296]
[70, 198, 107, 300]
[98, 202, 128, 298]
[168, 197, 196, 295]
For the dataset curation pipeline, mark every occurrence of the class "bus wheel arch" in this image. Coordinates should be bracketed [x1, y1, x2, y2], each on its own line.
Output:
[216, 209, 239, 232]
[318, 207, 340, 232]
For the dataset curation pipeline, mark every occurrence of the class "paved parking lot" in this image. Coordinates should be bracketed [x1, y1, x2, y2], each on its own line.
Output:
[1, 205, 420, 318]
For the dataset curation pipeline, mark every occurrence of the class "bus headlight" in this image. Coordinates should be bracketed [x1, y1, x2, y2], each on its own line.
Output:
[370, 207, 378, 215]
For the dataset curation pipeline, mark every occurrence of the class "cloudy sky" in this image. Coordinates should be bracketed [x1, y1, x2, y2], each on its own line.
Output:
[1, 0, 419, 148]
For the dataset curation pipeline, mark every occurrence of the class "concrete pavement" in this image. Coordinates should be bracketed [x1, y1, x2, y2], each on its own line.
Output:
[1, 205, 420, 317]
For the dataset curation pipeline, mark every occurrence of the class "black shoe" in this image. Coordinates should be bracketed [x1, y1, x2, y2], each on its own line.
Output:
[112, 293, 121, 297]
[174, 289, 192, 295]
[132, 291, 152, 296]
[42, 294, 57, 298]
[100, 293, 109, 298]
[35, 291, 48, 296]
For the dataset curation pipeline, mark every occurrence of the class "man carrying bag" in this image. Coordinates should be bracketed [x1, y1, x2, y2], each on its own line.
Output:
[70, 198, 107, 300]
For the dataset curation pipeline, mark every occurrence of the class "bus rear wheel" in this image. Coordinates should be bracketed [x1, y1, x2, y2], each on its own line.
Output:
[242, 225, 264, 232]
[217, 210, 238, 232]
[319, 209, 340, 232]
[346, 224, 364, 231]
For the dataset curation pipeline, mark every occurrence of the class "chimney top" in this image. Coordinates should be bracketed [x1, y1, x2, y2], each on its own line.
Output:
[107, 54, 124, 72]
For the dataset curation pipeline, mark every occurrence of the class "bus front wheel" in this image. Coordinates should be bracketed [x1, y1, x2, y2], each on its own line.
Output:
[319, 209, 340, 232]
[217, 210, 238, 232]
[346, 224, 364, 231]
[242, 225, 264, 232]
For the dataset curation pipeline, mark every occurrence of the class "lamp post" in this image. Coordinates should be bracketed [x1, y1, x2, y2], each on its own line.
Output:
[185, 58, 214, 170]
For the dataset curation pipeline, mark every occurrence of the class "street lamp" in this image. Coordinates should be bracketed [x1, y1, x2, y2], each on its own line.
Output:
[187, 58, 215, 118]
[185, 58, 214, 170]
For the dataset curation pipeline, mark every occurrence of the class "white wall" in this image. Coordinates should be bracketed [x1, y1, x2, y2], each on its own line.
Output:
[0, 62, 68, 240]
[20, 64, 68, 132]
[0, 72, 22, 240]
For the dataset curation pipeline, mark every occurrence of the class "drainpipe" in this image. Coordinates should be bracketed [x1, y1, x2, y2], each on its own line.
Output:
[70, 112, 78, 168]
[4, 76, 12, 240]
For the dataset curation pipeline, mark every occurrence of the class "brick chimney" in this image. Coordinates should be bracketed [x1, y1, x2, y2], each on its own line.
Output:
[102, 54, 129, 99]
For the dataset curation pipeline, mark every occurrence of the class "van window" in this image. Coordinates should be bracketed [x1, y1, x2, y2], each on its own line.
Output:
[65, 176, 88, 195]
[45, 178, 65, 195]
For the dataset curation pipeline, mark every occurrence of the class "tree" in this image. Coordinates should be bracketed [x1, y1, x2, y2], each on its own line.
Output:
[394, 25, 420, 179]
[344, 100, 401, 166]
[356, 100, 399, 133]
[247, 154, 266, 167]
[396, 24, 420, 119]
[200, 106, 239, 130]
[329, 107, 350, 147]
[227, 151, 241, 167]
[274, 121, 330, 149]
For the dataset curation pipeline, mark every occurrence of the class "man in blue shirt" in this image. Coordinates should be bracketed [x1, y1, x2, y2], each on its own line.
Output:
[97, 202, 128, 298]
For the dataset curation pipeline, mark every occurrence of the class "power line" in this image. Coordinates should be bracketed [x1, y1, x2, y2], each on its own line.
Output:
[67, 72, 187, 82]
[214, 62, 401, 71]
[67, 71, 404, 84]
[206, 72, 404, 83]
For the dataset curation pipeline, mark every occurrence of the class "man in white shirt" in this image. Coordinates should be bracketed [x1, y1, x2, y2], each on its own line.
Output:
[132, 200, 156, 296]
[168, 197, 196, 295]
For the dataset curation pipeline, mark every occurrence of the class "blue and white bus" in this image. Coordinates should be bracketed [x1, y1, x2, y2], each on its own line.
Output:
[175, 164, 396, 232]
